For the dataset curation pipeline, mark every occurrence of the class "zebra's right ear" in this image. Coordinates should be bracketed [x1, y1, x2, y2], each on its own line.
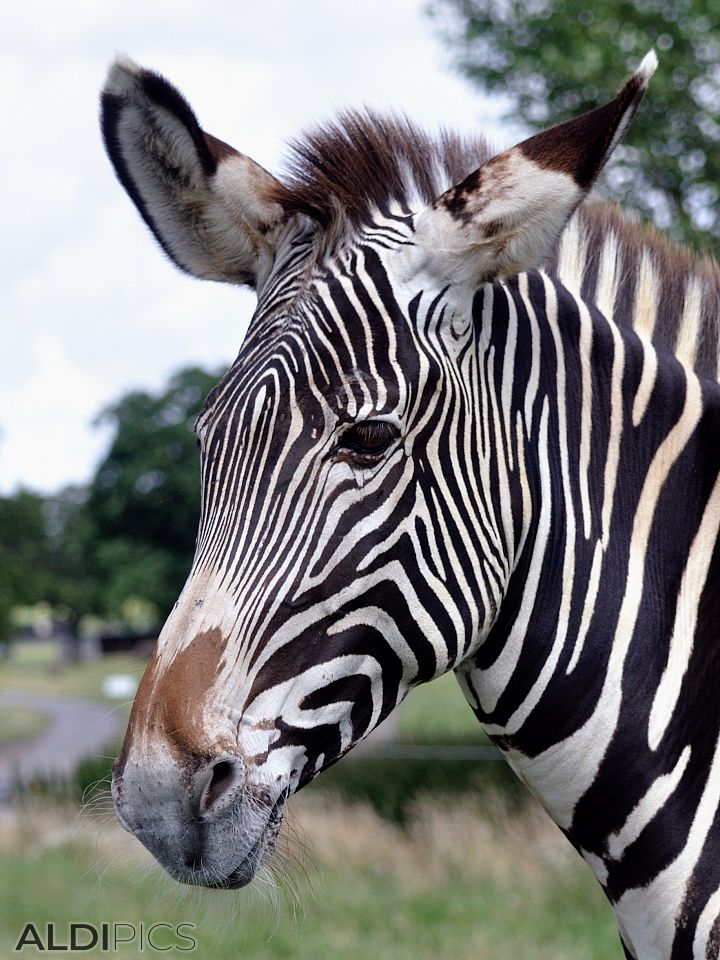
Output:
[101, 57, 288, 288]
[406, 51, 657, 288]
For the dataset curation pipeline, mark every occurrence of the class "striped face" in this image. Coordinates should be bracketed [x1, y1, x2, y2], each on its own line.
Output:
[169, 238, 505, 752]
[113, 236, 504, 887]
[188, 243, 447, 777]
[103, 54, 655, 889]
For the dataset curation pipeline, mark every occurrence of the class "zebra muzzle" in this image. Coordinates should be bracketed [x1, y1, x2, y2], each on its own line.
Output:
[112, 748, 286, 888]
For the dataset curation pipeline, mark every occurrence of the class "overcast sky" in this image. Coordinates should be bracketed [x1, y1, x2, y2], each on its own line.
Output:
[0, 1, 513, 495]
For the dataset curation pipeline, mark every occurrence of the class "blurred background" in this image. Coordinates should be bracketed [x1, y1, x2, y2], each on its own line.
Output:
[1, 1, 718, 957]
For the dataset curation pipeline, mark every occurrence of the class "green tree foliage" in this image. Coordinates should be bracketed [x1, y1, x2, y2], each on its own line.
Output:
[0, 487, 94, 642]
[85, 366, 222, 625]
[429, 0, 720, 255]
[41, 486, 99, 620]
[0, 491, 47, 642]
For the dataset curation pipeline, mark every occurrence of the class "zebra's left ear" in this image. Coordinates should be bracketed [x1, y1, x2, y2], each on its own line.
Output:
[101, 57, 288, 289]
[409, 52, 657, 286]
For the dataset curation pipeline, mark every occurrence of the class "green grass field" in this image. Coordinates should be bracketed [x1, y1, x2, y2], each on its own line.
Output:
[0, 641, 145, 705]
[400, 671, 484, 742]
[0, 641, 620, 958]
[0, 797, 620, 960]
[0, 705, 49, 745]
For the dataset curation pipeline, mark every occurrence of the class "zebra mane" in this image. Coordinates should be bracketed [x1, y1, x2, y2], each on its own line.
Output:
[269, 110, 720, 381]
[549, 203, 720, 381]
[267, 109, 493, 231]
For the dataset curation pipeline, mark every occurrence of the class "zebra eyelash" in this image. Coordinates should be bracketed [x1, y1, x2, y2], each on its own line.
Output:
[333, 419, 400, 461]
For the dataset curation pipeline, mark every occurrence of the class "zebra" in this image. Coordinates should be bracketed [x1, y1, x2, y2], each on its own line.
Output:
[101, 51, 720, 958]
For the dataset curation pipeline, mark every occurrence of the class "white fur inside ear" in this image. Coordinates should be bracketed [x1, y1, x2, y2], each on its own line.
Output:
[213, 156, 284, 232]
[408, 151, 582, 286]
[114, 101, 213, 276]
[202, 155, 286, 284]
[103, 58, 288, 286]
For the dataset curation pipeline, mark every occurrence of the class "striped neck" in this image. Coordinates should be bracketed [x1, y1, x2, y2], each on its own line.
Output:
[456, 270, 720, 944]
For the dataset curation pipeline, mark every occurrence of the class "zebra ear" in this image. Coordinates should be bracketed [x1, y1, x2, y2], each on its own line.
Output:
[410, 51, 657, 287]
[101, 57, 287, 288]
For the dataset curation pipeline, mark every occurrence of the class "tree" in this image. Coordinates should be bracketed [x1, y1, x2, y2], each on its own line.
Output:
[41, 485, 100, 622]
[0, 490, 48, 643]
[429, 0, 720, 255]
[0, 487, 95, 650]
[85, 366, 222, 625]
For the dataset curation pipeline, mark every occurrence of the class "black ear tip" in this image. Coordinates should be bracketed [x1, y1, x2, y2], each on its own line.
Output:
[136, 69, 201, 133]
[99, 58, 216, 178]
[103, 56, 202, 137]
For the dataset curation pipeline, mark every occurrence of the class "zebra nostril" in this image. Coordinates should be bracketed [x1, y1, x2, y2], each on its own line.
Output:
[200, 758, 242, 816]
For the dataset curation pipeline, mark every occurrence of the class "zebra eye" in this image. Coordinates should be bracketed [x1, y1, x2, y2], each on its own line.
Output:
[338, 420, 399, 456]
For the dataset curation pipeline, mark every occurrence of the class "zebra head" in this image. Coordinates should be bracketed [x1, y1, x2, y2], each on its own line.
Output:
[102, 54, 655, 888]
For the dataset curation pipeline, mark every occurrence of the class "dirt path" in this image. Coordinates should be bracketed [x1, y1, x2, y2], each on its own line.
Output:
[0, 689, 124, 800]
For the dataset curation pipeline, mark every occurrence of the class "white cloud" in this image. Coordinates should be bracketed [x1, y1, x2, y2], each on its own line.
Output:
[0, 336, 112, 491]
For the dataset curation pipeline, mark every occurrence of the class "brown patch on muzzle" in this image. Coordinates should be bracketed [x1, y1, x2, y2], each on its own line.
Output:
[115, 628, 229, 779]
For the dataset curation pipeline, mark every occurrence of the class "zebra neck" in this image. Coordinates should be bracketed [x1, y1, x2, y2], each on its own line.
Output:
[457, 269, 720, 824]
[453, 269, 720, 940]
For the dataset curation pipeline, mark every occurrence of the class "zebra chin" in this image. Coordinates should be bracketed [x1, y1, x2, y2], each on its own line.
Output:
[111, 746, 289, 889]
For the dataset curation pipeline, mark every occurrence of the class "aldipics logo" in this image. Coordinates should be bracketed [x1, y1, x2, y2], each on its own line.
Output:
[14, 922, 197, 952]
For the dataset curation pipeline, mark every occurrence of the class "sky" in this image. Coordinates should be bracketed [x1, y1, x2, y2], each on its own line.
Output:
[0, 1, 512, 495]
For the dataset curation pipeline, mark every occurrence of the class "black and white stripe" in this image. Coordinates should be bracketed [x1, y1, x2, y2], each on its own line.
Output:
[103, 54, 720, 955]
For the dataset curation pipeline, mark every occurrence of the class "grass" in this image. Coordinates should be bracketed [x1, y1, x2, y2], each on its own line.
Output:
[0, 795, 621, 960]
[400, 672, 487, 743]
[0, 641, 145, 705]
[0, 705, 49, 745]
[0, 641, 622, 957]
[326, 673, 510, 821]
[314, 750, 524, 823]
